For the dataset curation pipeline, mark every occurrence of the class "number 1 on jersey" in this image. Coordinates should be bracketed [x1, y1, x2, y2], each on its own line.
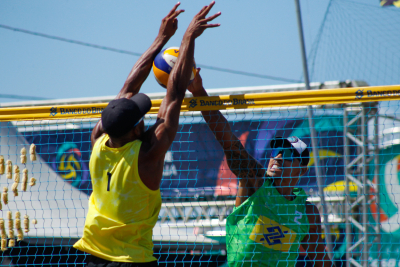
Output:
[107, 172, 112, 191]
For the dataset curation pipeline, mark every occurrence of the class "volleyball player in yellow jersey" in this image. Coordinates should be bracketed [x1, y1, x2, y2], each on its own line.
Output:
[73, 3, 221, 266]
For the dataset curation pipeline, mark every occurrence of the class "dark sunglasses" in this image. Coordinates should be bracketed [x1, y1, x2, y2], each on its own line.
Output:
[270, 147, 297, 162]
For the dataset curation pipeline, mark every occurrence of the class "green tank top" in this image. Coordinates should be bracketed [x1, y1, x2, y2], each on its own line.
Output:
[226, 178, 310, 267]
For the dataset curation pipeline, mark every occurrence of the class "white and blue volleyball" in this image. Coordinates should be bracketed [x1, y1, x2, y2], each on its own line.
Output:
[153, 47, 196, 88]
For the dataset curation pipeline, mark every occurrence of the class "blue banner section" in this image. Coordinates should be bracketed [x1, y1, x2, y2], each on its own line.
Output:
[23, 129, 93, 194]
[22, 115, 354, 198]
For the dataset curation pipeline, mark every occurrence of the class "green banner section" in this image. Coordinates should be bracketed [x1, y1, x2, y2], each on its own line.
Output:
[368, 145, 400, 264]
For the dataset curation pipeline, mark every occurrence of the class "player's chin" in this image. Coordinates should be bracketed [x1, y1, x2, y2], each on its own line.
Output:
[267, 168, 282, 177]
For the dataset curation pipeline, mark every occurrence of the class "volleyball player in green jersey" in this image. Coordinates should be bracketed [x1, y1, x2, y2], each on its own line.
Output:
[188, 70, 335, 267]
[74, 3, 221, 266]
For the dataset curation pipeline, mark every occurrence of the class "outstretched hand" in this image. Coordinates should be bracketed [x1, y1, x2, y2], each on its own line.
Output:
[158, 2, 185, 39]
[187, 68, 204, 95]
[185, 1, 221, 39]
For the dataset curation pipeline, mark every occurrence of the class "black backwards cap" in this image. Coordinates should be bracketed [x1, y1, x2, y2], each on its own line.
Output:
[101, 93, 152, 138]
[270, 136, 310, 166]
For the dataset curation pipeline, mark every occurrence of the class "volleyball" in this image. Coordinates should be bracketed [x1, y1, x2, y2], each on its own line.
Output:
[152, 47, 196, 88]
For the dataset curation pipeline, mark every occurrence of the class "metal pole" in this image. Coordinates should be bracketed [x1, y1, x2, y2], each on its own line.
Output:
[344, 108, 352, 267]
[361, 107, 368, 267]
[294, 0, 334, 260]
[374, 112, 381, 267]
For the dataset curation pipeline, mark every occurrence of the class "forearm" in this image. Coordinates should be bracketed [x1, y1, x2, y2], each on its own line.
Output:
[191, 85, 264, 181]
[167, 35, 195, 101]
[117, 35, 169, 98]
[157, 33, 196, 143]
[191, 86, 237, 149]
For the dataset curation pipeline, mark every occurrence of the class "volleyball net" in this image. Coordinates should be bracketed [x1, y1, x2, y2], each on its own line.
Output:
[0, 84, 400, 266]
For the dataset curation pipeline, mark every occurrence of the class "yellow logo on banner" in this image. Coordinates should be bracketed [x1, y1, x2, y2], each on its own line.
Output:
[58, 154, 81, 180]
[249, 216, 297, 252]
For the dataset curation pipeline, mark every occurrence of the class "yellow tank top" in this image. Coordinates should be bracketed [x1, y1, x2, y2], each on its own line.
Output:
[73, 134, 162, 263]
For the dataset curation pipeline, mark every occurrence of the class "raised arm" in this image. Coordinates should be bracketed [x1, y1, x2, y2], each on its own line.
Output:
[188, 69, 265, 206]
[91, 3, 184, 146]
[139, 2, 221, 187]
[117, 3, 184, 99]
[301, 202, 336, 267]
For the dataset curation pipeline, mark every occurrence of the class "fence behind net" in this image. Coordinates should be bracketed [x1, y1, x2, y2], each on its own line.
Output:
[0, 84, 400, 266]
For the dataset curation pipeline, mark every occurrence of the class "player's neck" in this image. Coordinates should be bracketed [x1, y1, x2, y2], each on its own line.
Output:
[106, 129, 141, 148]
[272, 177, 299, 201]
[107, 136, 138, 148]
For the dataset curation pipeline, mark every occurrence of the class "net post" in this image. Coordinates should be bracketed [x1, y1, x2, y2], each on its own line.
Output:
[374, 109, 381, 267]
[344, 102, 380, 267]
[361, 105, 368, 267]
[344, 107, 352, 267]
[294, 0, 334, 260]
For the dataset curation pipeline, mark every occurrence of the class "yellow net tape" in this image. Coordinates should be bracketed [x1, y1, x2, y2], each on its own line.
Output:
[1, 85, 400, 121]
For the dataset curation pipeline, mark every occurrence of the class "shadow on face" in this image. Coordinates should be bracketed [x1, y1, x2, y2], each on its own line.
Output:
[136, 120, 145, 138]
[267, 154, 308, 179]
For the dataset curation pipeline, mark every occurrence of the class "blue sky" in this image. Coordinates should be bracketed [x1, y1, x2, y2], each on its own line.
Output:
[0, 0, 397, 102]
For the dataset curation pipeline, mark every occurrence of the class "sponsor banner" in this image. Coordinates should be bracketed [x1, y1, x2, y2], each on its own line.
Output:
[1, 85, 400, 121]
[22, 115, 352, 198]
[0, 103, 107, 121]
[50, 106, 105, 116]
[182, 85, 400, 112]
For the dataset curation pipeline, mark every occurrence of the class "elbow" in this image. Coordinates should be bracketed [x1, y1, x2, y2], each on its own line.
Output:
[167, 65, 191, 97]
[167, 76, 187, 99]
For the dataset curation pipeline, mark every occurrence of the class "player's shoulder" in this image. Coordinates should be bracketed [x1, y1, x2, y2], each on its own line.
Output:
[137, 138, 159, 166]
[92, 134, 106, 150]
[138, 139, 152, 154]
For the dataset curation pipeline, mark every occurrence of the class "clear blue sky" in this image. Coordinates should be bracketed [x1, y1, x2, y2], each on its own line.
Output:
[0, 0, 396, 102]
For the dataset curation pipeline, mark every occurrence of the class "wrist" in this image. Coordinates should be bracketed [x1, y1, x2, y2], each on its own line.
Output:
[156, 34, 170, 45]
[191, 87, 207, 97]
[182, 32, 196, 42]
